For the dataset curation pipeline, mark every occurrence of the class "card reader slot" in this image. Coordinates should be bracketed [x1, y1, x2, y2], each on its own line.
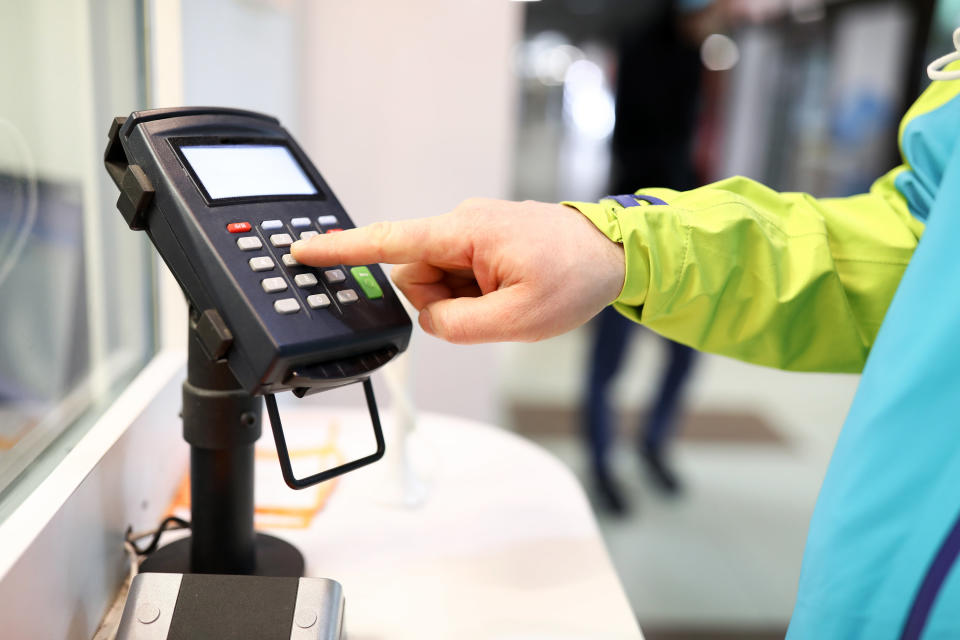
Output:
[285, 345, 399, 397]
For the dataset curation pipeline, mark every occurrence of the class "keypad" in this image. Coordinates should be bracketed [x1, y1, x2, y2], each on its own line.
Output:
[317, 215, 338, 227]
[261, 277, 288, 293]
[270, 233, 294, 247]
[237, 236, 262, 251]
[324, 269, 346, 284]
[249, 256, 275, 272]
[227, 216, 370, 316]
[274, 298, 300, 314]
[337, 289, 359, 304]
[307, 293, 331, 309]
[295, 273, 318, 288]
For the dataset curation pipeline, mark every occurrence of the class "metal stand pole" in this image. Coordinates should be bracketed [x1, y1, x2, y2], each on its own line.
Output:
[139, 319, 304, 576]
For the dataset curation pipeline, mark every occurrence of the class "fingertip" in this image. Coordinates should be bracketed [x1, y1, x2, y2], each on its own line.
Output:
[290, 238, 310, 259]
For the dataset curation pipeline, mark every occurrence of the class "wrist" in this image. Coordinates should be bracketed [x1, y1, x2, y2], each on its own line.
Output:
[562, 201, 630, 305]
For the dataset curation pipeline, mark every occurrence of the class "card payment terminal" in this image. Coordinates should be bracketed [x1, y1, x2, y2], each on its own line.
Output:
[107, 108, 414, 638]
[106, 107, 411, 491]
[105, 106, 410, 396]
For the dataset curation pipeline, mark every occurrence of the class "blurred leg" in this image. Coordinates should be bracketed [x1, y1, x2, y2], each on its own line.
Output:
[583, 306, 634, 513]
[640, 338, 697, 494]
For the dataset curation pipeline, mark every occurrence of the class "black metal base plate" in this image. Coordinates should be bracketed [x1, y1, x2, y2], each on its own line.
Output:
[138, 533, 305, 577]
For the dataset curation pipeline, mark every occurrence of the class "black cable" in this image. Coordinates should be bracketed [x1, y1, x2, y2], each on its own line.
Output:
[125, 516, 191, 556]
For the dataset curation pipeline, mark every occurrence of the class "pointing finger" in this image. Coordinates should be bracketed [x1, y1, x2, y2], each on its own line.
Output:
[291, 218, 464, 268]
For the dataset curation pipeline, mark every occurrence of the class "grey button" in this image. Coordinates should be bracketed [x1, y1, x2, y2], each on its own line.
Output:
[281, 253, 299, 267]
[261, 277, 288, 293]
[261, 219, 283, 230]
[307, 293, 331, 309]
[337, 289, 359, 304]
[270, 233, 294, 247]
[294, 608, 317, 629]
[274, 298, 300, 314]
[324, 268, 346, 283]
[299, 230, 319, 240]
[236, 236, 262, 251]
[295, 273, 318, 288]
[291, 217, 311, 228]
[248, 256, 275, 272]
[317, 215, 339, 226]
[136, 603, 161, 625]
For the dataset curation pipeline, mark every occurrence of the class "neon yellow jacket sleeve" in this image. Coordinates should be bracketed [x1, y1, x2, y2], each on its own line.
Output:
[566, 174, 921, 372]
[567, 169, 923, 372]
[564, 64, 960, 373]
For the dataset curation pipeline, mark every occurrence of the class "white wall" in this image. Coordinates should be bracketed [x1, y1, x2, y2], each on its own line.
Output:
[180, 0, 302, 131]
[300, 1, 523, 423]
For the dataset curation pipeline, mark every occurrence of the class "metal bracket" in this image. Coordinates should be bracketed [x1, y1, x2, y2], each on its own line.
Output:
[104, 115, 154, 230]
[264, 378, 386, 490]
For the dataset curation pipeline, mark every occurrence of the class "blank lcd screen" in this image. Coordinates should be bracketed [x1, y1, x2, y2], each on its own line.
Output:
[180, 144, 318, 200]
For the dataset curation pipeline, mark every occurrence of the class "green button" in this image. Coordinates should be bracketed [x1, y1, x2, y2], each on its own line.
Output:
[350, 266, 383, 299]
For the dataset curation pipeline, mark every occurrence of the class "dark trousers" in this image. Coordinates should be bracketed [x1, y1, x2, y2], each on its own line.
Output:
[584, 306, 697, 475]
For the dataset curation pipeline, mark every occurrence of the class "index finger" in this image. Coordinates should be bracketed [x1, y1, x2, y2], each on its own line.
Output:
[291, 218, 456, 267]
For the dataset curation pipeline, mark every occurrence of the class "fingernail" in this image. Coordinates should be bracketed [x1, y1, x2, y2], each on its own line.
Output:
[420, 309, 435, 335]
[291, 240, 305, 251]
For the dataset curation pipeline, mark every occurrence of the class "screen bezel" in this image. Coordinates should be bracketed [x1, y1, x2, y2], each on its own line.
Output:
[170, 136, 326, 207]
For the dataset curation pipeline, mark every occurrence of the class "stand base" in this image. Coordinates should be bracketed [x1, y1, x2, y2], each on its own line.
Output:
[139, 533, 305, 577]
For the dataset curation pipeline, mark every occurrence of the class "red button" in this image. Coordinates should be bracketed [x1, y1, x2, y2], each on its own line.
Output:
[227, 222, 251, 233]
[326, 228, 344, 234]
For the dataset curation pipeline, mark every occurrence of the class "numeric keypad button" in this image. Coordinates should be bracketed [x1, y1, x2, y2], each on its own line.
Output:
[261, 277, 288, 293]
[270, 233, 294, 247]
[307, 293, 331, 309]
[317, 215, 339, 227]
[237, 236, 263, 251]
[336, 289, 359, 304]
[324, 269, 346, 284]
[274, 298, 300, 314]
[248, 257, 275, 272]
[294, 273, 318, 288]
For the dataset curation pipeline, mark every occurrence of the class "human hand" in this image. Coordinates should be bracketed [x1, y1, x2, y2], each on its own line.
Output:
[291, 199, 625, 344]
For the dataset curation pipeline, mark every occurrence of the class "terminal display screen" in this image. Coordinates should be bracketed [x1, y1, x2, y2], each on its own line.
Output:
[180, 144, 318, 200]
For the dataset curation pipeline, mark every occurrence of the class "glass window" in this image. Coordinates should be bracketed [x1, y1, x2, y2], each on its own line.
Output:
[0, 0, 154, 517]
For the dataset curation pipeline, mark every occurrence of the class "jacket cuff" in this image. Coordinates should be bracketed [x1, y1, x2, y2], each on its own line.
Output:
[562, 199, 651, 313]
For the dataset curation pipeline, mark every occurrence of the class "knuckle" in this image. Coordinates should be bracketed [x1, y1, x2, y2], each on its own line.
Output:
[457, 197, 493, 213]
[366, 220, 394, 256]
[435, 313, 469, 344]
[389, 263, 410, 284]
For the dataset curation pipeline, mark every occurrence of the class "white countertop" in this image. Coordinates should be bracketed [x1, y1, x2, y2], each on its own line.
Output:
[268, 408, 643, 640]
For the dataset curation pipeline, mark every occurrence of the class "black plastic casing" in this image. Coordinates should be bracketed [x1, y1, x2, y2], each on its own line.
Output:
[109, 107, 411, 395]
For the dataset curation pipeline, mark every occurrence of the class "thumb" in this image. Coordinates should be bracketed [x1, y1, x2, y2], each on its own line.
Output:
[419, 286, 537, 344]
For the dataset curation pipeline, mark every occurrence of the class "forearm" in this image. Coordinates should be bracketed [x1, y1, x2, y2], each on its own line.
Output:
[566, 172, 922, 372]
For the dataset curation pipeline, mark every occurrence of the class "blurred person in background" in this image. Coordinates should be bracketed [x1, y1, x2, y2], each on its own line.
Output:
[584, 0, 724, 514]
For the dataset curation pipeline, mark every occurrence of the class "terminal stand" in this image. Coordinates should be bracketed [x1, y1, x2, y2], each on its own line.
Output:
[138, 318, 305, 577]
